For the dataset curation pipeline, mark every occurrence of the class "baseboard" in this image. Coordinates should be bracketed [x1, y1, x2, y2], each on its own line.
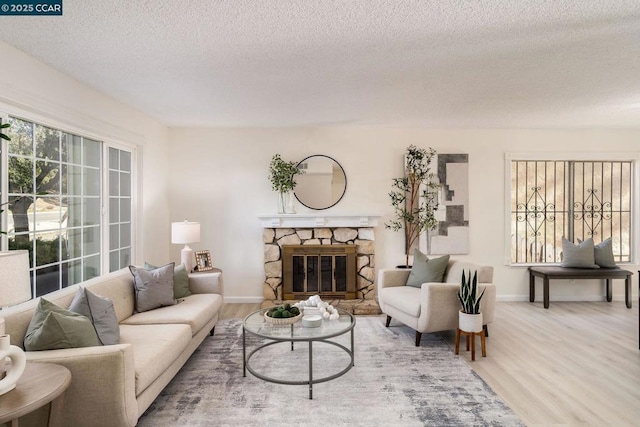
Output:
[497, 295, 634, 302]
[223, 296, 264, 304]
[224, 295, 634, 304]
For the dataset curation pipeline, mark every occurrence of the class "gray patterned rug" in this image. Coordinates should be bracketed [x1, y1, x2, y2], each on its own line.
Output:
[139, 316, 523, 426]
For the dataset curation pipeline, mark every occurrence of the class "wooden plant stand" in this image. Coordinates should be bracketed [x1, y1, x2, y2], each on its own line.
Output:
[455, 328, 486, 361]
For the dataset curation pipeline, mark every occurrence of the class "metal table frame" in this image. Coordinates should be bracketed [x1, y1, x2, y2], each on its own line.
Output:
[242, 308, 355, 399]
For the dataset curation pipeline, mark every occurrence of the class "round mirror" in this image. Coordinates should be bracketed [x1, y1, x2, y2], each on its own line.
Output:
[294, 155, 347, 210]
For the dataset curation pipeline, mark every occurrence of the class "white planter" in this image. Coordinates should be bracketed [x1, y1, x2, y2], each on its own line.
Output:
[459, 311, 483, 333]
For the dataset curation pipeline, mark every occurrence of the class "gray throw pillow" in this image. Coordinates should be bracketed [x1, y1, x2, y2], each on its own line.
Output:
[406, 249, 450, 288]
[129, 263, 177, 312]
[145, 262, 192, 299]
[594, 238, 616, 268]
[69, 287, 120, 345]
[24, 298, 101, 351]
[561, 238, 599, 268]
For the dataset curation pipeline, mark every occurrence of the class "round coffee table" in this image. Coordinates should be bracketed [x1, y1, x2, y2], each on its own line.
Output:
[242, 307, 355, 399]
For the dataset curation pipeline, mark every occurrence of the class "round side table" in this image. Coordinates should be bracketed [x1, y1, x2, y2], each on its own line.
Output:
[0, 362, 71, 427]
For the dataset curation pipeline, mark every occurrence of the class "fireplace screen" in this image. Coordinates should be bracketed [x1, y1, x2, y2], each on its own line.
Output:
[283, 245, 356, 300]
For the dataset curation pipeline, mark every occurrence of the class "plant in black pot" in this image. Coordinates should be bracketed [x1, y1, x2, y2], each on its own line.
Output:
[385, 145, 440, 267]
[456, 270, 485, 333]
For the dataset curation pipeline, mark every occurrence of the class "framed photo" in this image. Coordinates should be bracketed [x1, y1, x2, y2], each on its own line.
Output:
[195, 250, 213, 272]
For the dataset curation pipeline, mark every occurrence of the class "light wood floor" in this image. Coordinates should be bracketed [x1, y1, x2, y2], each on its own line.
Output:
[220, 301, 640, 426]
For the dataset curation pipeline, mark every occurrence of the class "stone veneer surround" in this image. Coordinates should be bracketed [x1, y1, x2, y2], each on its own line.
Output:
[263, 227, 379, 313]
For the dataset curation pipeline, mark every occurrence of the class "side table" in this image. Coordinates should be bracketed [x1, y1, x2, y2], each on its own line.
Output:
[0, 362, 71, 427]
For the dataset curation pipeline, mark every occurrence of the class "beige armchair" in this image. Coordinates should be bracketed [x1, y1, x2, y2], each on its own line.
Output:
[377, 260, 496, 346]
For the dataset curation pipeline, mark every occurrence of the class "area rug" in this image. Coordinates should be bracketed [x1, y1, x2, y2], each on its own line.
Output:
[138, 316, 523, 426]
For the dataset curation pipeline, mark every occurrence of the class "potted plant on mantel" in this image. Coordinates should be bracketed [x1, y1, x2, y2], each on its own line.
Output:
[385, 145, 440, 267]
[456, 270, 485, 333]
[268, 154, 304, 214]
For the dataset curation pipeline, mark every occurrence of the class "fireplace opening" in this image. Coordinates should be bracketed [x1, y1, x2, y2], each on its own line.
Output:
[282, 244, 356, 300]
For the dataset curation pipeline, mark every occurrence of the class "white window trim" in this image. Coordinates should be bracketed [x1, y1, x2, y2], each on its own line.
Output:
[504, 152, 640, 266]
[0, 106, 140, 284]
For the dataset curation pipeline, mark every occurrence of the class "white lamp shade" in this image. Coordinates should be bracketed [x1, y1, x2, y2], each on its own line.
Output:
[0, 250, 31, 308]
[171, 221, 201, 244]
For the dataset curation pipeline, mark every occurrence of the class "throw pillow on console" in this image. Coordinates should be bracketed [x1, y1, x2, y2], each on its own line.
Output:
[24, 298, 101, 351]
[561, 238, 599, 268]
[129, 263, 177, 313]
[68, 286, 120, 345]
[144, 262, 192, 299]
[405, 249, 450, 288]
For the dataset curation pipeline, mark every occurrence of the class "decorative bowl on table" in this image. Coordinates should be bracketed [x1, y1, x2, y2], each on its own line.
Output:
[264, 304, 303, 325]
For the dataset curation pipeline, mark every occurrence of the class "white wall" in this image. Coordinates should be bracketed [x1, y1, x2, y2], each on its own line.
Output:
[0, 42, 171, 264]
[6, 40, 636, 304]
[168, 126, 640, 303]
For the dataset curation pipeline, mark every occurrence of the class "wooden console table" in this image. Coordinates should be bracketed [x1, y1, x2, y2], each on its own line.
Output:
[0, 362, 71, 427]
[529, 266, 632, 309]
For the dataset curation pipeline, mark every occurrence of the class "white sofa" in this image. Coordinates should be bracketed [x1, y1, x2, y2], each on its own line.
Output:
[377, 260, 496, 346]
[0, 268, 223, 427]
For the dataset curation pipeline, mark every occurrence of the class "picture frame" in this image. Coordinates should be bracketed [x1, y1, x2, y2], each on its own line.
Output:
[194, 250, 213, 272]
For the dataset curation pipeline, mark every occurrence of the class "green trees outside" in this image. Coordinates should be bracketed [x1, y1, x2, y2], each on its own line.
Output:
[5, 118, 64, 265]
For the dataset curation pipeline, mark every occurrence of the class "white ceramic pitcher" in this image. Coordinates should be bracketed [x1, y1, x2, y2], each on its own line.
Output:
[0, 334, 26, 395]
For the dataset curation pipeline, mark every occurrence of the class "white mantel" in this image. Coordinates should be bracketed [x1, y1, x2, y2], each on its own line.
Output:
[258, 213, 381, 228]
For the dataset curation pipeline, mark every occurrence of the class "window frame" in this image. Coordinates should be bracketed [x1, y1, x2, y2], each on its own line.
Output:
[0, 109, 138, 296]
[504, 152, 640, 266]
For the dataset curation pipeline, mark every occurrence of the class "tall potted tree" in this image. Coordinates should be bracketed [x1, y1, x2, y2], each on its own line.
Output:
[385, 145, 440, 267]
[268, 154, 303, 214]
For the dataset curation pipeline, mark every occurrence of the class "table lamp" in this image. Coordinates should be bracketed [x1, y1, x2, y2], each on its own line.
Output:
[171, 221, 200, 273]
[0, 250, 32, 335]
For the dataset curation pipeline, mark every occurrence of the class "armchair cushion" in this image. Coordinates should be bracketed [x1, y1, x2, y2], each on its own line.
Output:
[378, 286, 421, 317]
[406, 250, 450, 288]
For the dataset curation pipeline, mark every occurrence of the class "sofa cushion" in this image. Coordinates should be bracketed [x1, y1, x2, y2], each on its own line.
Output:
[119, 323, 192, 396]
[129, 263, 177, 313]
[378, 286, 421, 318]
[406, 250, 449, 288]
[145, 262, 192, 299]
[120, 294, 223, 336]
[69, 287, 120, 345]
[561, 238, 599, 268]
[24, 298, 101, 351]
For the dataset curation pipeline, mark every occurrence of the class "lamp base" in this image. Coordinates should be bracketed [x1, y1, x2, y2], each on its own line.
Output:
[181, 245, 195, 273]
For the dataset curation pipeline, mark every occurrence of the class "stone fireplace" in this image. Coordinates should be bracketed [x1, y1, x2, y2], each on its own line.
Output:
[260, 214, 381, 314]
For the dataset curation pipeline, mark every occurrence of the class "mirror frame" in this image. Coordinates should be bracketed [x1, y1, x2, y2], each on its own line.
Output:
[294, 155, 347, 210]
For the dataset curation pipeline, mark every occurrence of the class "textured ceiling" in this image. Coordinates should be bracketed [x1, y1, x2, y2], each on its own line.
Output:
[1, 0, 640, 128]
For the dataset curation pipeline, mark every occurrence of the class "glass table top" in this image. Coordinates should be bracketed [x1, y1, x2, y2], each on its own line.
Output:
[243, 307, 355, 341]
